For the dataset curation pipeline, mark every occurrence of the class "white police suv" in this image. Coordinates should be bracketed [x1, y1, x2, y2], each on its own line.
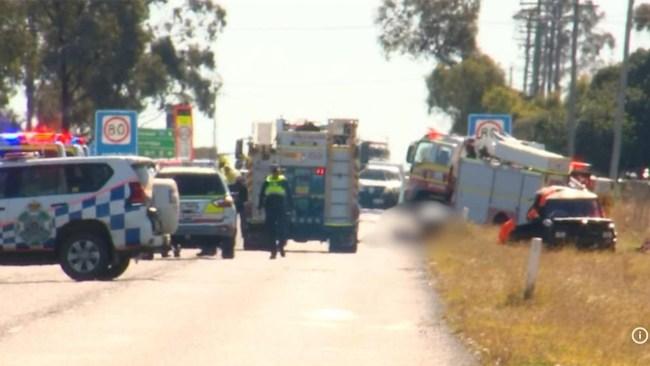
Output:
[0, 155, 166, 280]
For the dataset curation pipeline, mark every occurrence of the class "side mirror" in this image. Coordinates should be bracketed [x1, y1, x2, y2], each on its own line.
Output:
[406, 143, 416, 164]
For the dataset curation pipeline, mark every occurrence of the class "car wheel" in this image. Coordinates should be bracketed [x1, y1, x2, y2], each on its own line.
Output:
[59, 233, 110, 281]
[97, 255, 130, 280]
[221, 237, 236, 259]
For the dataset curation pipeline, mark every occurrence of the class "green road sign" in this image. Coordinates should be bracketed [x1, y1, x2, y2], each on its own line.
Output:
[138, 128, 175, 158]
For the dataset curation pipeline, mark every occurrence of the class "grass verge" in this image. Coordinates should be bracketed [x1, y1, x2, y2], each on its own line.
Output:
[430, 222, 650, 366]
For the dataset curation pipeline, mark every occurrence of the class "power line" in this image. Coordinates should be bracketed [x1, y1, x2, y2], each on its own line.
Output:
[227, 25, 375, 32]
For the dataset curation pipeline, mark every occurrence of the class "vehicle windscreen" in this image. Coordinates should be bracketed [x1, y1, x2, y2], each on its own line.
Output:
[159, 173, 225, 197]
[544, 199, 603, 218]
[383, 170, 401, 181]
[414, 141, 454, 166]
[360, 169, 386, 181]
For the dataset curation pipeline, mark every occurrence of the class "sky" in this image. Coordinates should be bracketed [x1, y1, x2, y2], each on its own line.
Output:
[9, 0, 650, 161]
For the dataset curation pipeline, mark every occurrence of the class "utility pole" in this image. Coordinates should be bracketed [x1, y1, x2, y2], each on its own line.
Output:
[610, 0, 635, 179]
[523, 12, 534, 93]
[566, 0, 580, 157]
[553, 0, 566, 93]
[531, 0, 544, 96]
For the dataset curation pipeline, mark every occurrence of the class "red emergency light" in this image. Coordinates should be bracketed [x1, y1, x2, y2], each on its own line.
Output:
[426, 128, 445, 140]
[315, 167, 326, 176]
[0, 127, 82, 146]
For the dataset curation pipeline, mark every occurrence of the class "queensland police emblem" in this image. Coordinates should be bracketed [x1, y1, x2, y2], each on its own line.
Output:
[17, 202, 53, 246]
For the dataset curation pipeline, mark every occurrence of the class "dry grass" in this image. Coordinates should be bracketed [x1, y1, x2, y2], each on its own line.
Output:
[430, 222, 650, 366]
[610, 201, 650, 252]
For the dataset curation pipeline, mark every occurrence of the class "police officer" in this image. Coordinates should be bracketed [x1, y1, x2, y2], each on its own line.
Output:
[258, 165, 292, 259]
[218, 156, 240, 185]
[231, 175, 248, 225]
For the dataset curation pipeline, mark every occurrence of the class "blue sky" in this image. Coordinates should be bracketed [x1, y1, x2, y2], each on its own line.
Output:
[9, 0, 650, 161]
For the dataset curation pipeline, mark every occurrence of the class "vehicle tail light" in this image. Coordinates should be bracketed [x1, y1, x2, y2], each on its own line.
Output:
[128, 182, 147, 205]
[214, 196, 234, 208]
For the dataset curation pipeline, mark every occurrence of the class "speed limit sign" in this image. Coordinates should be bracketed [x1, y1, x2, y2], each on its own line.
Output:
[102, 116, 131, 144]
[95, 110, 138, 155]
[468, 114, 512, 138]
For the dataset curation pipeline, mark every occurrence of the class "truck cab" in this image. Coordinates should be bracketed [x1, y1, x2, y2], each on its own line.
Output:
[404, 132, 464, 203]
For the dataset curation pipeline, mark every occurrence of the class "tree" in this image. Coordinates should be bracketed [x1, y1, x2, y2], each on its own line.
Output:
[376, 0, 480, 65]
[571, 49, 650, 174]
[0, 0, 226, 131]
[426, 53, 505, 134]
[514, 0, 614, 96]
[0, 1, 31, 108]
[634, 3, 650, 30]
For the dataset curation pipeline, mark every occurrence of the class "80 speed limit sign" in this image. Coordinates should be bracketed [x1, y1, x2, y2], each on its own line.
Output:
[102, 116, 131, 144]
[95, 110, 138, 155]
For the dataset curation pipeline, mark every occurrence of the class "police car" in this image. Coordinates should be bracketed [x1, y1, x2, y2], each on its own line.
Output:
[157, 165, 237, 259]
[0, 131, 89, 158]
[0, 155, 166, 280]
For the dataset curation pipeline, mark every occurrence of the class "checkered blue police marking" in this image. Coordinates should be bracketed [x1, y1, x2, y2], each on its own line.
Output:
[0, 183, 146, 250]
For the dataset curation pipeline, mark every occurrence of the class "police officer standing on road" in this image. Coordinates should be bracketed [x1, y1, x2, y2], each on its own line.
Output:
[258, 165, 292, 259]
[231, 175, 248, 225]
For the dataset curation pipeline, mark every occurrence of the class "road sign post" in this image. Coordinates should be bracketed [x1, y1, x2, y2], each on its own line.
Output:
[468, 114, 513, 139]
[95, 110, 138, 155]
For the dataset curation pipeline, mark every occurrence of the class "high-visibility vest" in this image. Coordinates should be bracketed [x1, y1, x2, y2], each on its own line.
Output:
[265, 175, 287, 196]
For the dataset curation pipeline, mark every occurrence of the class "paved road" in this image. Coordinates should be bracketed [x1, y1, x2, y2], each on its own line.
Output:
[0, 210, 475, 366]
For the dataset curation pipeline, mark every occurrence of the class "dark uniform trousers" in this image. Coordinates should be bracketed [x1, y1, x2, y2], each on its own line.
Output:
[264, 194, 288, 255]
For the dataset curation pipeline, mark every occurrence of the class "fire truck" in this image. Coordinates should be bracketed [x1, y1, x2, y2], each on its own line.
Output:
[240, 118, 360, 253]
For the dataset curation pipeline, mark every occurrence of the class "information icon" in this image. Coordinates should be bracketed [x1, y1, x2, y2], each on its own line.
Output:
[632, 327, 649, 345]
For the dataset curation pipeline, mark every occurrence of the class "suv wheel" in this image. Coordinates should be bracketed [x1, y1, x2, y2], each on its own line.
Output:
[96, 254, 130, 280]
[59, 233, 110, 281]
[221, 237, 236, 259]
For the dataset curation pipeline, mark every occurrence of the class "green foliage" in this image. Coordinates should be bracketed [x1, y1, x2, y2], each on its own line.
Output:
[0, 0, 226, 130]
[515, 95, 567, 155]
[426, 53, 505, 134]
[634, 4, 650, 31]
[481, 86, 537, 121]
[569, 49, 650, 175]
[0, 1, 32, 107]
[376, 0, 480, 65]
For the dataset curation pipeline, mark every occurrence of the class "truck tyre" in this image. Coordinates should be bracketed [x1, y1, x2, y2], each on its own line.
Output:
[221, 237, 236, 259]
[59, 232, 110, 281]
[329, 229, 358, 253]
[97, 254, 130, 280]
